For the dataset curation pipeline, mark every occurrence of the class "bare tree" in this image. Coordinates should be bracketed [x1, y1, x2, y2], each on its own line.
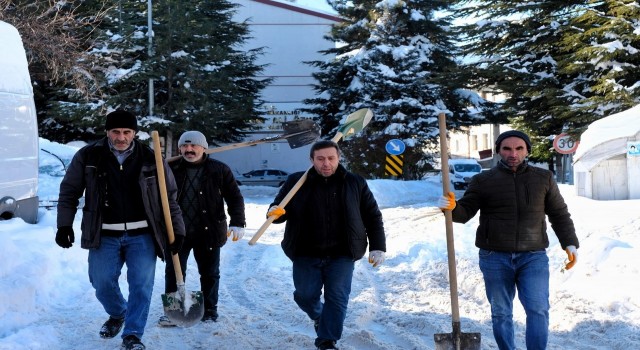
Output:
[0, 0, 110, 97]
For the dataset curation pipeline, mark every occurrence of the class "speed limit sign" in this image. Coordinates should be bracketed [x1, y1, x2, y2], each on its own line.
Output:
[553, 133, 579, 154]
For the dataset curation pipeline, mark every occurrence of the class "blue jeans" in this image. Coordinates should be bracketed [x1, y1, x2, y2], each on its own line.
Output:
[88, 233, 157, 339]
[165, 236, 221, 311]
[479, 249, 550, 350]
[292, 256, 354, 344]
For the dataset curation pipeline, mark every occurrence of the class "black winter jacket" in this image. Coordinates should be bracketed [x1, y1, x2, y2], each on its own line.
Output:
[452, 161, 579, 252]
[170, 155, 245, 249]
[270, 164, 386, 261]
[57, 138, 185, 259]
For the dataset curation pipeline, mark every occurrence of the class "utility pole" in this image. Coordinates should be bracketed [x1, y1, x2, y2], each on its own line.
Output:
[147, 0, 154, 119]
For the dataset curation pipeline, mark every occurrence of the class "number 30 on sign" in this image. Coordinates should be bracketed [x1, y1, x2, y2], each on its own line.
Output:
[553, 133, 579, 154]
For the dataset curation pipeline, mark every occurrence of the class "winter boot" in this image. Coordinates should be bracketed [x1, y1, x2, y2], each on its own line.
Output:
[99, 316, 124, 338]
[157, 315, 177, 327]
[315, 339, 339, 350]
[121, 335, 145, 350]
[201, 308, 218, 322]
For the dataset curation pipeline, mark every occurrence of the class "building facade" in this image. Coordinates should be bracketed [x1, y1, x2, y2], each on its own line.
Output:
[210, 0, 340, 175]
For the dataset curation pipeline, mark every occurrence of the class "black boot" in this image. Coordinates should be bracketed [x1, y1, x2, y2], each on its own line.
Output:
[121, 335, 145, 350]
[99, 316, 124, 338]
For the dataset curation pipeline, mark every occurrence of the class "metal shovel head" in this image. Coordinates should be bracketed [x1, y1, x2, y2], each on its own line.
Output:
[282, 119, 321, 149]
[434, 331, 481, 350]
[161, 289, 204, 327]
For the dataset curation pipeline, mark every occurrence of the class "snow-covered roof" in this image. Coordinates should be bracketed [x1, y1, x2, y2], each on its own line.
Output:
[574, 104, 640, 171]
[0, 21, 32, 96]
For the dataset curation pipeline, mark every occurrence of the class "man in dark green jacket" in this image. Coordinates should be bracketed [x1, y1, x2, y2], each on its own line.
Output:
[56, 110, 185, 350]
[438, 130, 579, 350]
[267, 140, 386, 350]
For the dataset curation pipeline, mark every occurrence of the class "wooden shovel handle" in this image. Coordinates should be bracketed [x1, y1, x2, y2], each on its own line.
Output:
[151, 131, 184, 285]
[438, 113, 461, 324]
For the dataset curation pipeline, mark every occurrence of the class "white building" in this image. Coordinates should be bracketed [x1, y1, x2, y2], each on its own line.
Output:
[573, 105, 640, 200]
[210, 0, 340, 175]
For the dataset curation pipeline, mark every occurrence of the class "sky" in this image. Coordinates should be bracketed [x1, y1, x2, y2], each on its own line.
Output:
[1, 137, 639, 350]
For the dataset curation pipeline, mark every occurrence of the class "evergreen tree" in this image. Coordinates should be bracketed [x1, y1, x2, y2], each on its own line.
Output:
[37, 0, 271, 146]
[561, 0, 640, 120]
[452, 0, 588, 163]
[305, 0, 496, 179]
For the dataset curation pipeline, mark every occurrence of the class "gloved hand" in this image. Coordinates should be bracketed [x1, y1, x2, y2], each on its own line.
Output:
[564, 245, 578, 270]
[55, 226, 74, 248]
[267, 205, 286, 219]
[169, 234, 184, 255]
[227, 226, 245, 242]
[368, 250, 385, 267]
[437, 192, 456, 211]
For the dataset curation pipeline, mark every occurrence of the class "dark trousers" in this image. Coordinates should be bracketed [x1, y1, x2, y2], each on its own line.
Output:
[164, 235, 220, 311]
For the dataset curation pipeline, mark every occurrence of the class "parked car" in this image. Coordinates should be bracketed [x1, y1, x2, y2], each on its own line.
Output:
[236, 169, 289, 187]
[444, 158, 482, 190]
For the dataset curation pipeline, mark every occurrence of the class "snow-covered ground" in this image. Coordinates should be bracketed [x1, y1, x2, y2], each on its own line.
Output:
[1, 139, 639, 349]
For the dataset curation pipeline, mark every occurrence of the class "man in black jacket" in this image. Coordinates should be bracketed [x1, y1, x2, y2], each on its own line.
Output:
[267, 140, 386, 350]
[55, 110, 185, 350]
[158, 131, 246, 326]
[438, 130, 579, 350]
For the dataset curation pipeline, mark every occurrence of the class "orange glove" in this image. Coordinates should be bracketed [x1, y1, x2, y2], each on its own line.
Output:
[267, 205, 285, 219]
[437, 192, 456, 211]
[564, 245, 578, 270]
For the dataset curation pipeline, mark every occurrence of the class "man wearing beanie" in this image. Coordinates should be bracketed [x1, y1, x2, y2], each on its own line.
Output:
[438, 130, 579, 350]
[158, 130, 245, 326]
[55, 109, 186, 350]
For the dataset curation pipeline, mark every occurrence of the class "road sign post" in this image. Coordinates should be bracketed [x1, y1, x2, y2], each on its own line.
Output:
[385, 139, 405, 178]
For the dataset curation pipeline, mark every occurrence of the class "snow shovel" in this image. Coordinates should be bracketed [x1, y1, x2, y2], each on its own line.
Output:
[151, 131, 204, 327]
[434, 113, 481, 350]
[248, 108, 373, 245]
[166, 119, 321, 162]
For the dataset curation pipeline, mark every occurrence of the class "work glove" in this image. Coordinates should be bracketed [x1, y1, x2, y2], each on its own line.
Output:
[267, 205, 286, 220]
[169, 234, 184, 255]
[437, 192, 456, 211]
[55, 226, 74, 248]
[564, 245, 578, 270]
[227, 226, 245, 242]
[368, 250, 385, 267]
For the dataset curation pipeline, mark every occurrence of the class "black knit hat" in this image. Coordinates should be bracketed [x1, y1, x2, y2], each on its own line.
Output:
[495, 130, 531, 152]
[105, 110, 138, 131]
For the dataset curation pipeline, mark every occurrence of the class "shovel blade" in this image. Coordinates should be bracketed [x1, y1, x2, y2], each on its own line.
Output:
[161, 290, 205, 328]
[282, 119, 321, 149]
[434, 332, 481, 350]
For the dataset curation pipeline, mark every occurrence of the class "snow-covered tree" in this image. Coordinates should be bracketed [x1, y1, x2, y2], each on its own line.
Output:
[561, 0, 640, 119]
[30, 0, 270, 145]
[305, 0, 495, 179]
[454, 0, 640, 164]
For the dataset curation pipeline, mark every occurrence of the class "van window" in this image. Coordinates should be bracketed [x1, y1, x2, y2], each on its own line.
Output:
[454, 164, 481, 172]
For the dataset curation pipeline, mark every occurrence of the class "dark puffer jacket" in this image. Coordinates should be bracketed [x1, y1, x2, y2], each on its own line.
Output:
[170, 155, 245, 249]
[271, 164, 386, 261]
[452, 161, 579, 252]
[57, 138, 185, 259]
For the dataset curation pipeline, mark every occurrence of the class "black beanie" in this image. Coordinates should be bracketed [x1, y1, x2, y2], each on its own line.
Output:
[495, 130, 531, 152]
[105, 110, 138, 131]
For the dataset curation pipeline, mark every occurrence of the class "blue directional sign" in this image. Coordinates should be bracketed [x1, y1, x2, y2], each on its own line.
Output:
[385, 139, 405, 155]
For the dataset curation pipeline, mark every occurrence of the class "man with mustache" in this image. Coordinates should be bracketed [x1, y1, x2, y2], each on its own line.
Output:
[56, 110, 185, 350]
[158, 130, 245, 326]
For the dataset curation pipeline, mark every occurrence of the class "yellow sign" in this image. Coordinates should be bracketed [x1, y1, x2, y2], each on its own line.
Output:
[385, 155, 404, 177]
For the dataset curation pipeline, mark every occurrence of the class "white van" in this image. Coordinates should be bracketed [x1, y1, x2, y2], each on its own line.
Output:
[0, 21, 39, 224]
[447, 158, 482, 190]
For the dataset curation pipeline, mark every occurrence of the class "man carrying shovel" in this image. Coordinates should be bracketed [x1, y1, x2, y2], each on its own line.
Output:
[55, 110, 186, 350]
[266, 140, 386, 350]
[158, 130, 246, 326]
[438, 130, 579, 350]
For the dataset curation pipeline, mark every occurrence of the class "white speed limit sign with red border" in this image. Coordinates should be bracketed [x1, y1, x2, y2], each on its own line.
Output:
[553, 133, 579, 154]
